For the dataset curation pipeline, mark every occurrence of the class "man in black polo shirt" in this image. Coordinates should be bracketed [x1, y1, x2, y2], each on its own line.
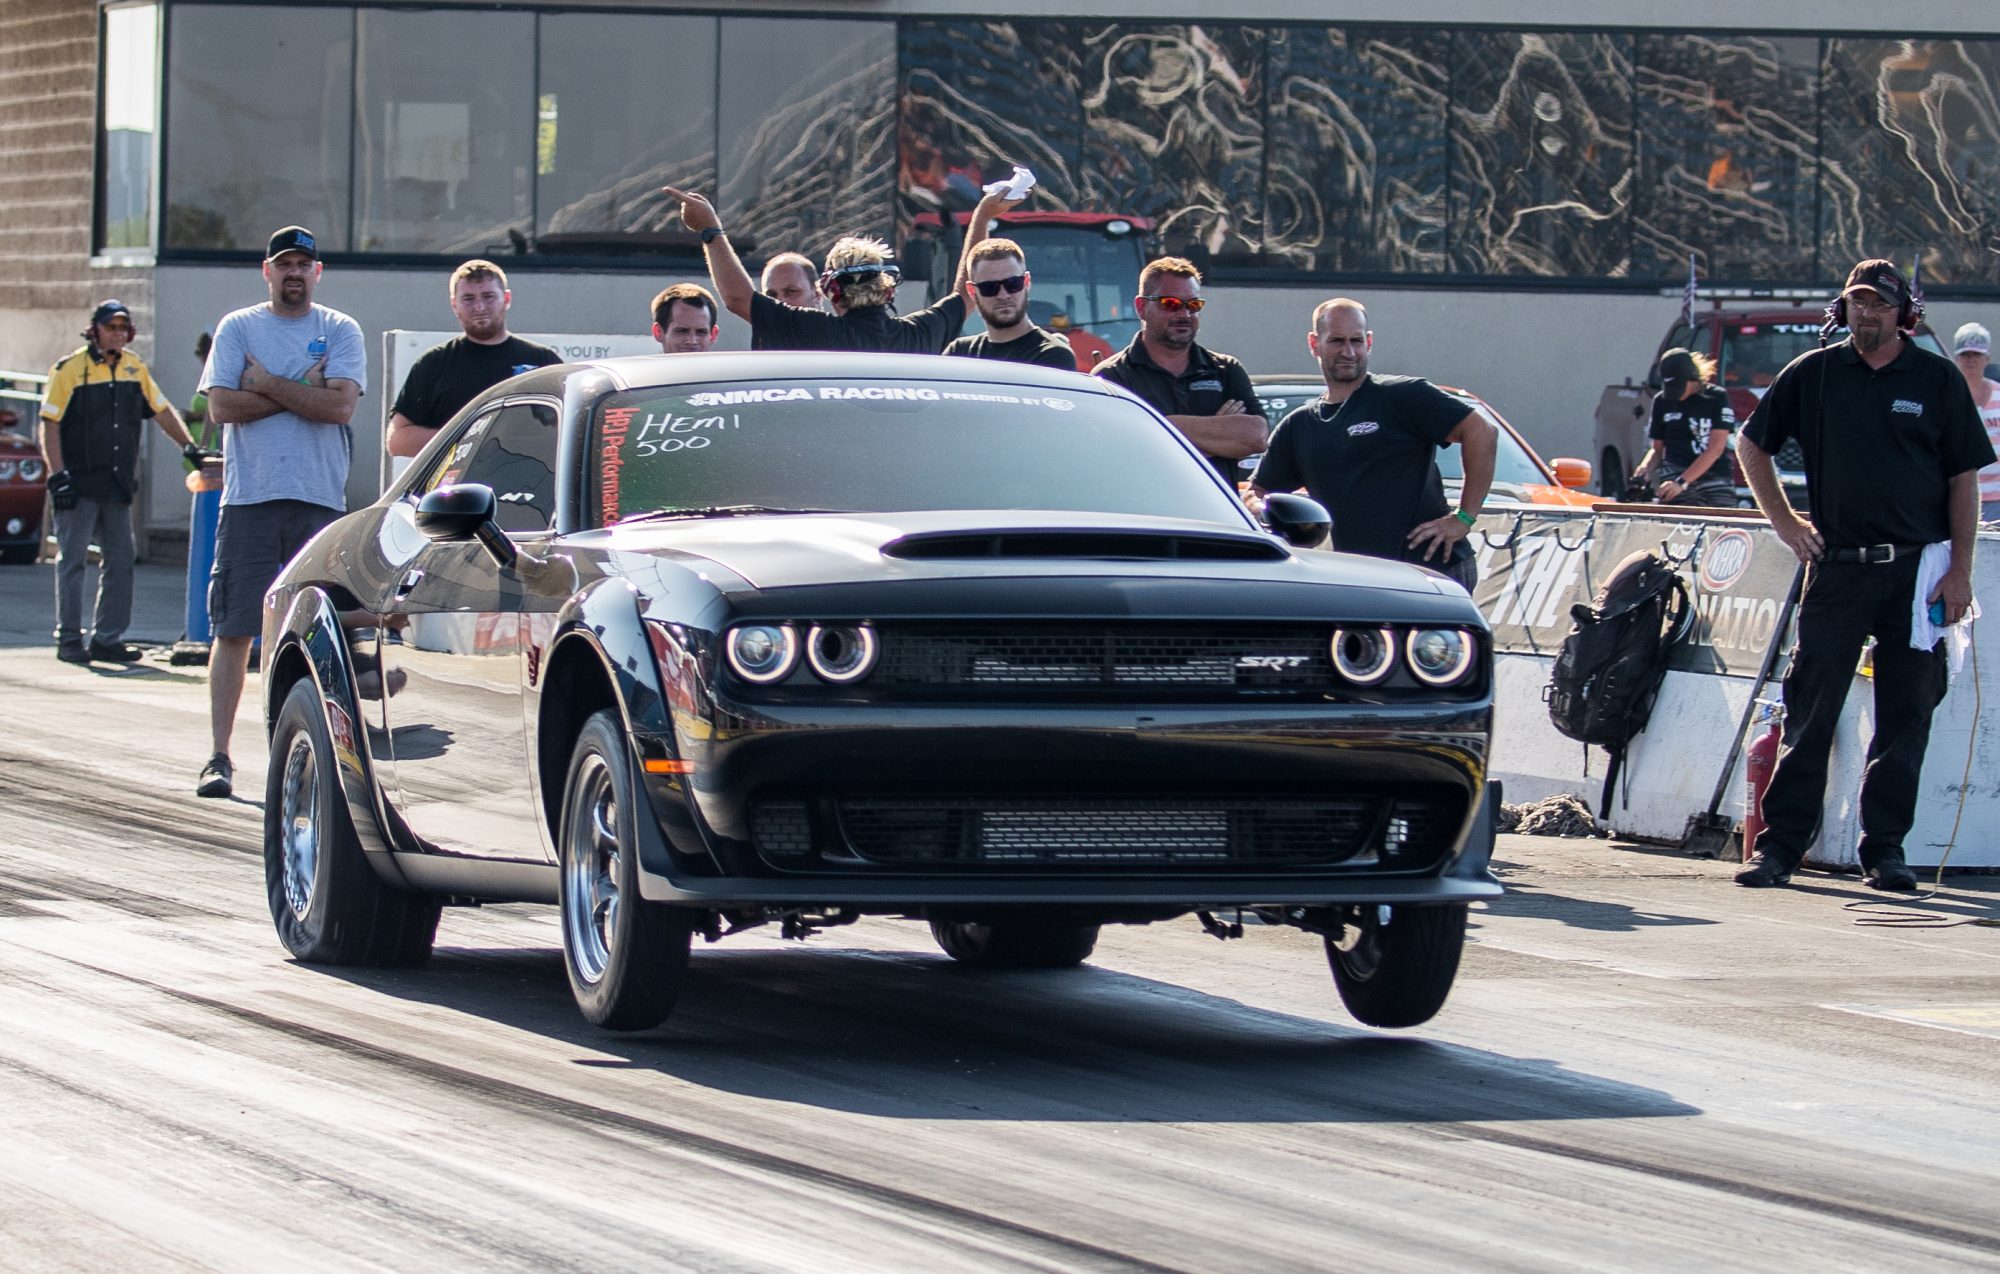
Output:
[1093, 257, 1266, 485]
[386, 260, 561, 463]
[943, 238, 1077, 370]
[1248, 298, 1495, 589]
[1735, 258, 1993, 891]
[658, 183, 1020, 353]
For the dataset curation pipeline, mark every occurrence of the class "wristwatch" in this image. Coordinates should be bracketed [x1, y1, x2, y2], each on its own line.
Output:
[699, 226, 725, 245]
[1453, 508, 1478, 527]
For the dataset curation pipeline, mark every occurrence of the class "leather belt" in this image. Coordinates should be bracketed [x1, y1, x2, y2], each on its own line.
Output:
[1826, 543, 1923, 564]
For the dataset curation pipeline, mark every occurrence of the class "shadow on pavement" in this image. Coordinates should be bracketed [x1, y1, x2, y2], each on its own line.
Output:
[321, 939, 1700, 1126]
[1483, 881, 1719, 932]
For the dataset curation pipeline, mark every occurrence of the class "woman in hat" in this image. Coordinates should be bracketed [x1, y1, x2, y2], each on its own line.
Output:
[1630, 346, 1738, 507]
[1954, 322, 2000, 521]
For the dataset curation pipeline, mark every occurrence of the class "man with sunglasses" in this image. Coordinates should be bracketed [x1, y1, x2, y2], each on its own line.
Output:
[38, 299, 205, 664]
[1092, 258, 1266, 484]
[659, 183, 1022, 353]
[943, 239, 1077, 370]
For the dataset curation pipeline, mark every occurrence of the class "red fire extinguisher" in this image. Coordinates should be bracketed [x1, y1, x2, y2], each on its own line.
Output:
[1741, 700, 1785, 862]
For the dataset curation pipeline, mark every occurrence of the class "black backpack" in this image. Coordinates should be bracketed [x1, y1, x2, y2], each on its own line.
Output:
[1544, 550, 1694, 813]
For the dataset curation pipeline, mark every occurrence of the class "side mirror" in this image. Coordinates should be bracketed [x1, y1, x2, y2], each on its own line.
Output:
[416, 483, 515, 569]
[1262, 492, 1331, 549]
[1550, 457, 1594, 490]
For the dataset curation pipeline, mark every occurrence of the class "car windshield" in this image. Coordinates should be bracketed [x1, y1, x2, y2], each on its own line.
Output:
[1003, 225, 1145, 348]
[592, 376, 1248, 527]
[1717, 321, 1825, 390]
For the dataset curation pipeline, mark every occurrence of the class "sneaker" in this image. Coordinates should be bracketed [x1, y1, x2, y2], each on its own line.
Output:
[1735, 850, 1796, 888]
[1863, 859, 1920, 891]
[88, 639, 143, 663]
[56, 642, 89, 664]
[196, 753, 234, 798]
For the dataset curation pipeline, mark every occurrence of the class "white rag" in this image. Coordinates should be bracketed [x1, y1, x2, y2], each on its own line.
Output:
[982, 165, 1037, 200]
[1911, 540, 1979, 674]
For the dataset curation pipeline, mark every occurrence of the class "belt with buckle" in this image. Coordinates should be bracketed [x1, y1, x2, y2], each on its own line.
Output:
[1826, 543, 1923, 564]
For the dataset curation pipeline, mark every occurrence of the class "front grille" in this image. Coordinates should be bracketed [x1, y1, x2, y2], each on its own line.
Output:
[871, 624, 1332, 694]
[750, 794, 1463, 873]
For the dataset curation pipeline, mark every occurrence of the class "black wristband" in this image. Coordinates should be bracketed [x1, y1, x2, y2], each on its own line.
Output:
[700, 226, 725, 245]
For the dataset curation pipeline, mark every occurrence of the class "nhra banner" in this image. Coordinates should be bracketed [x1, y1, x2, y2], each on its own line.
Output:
[1468, 509, 1800, 678]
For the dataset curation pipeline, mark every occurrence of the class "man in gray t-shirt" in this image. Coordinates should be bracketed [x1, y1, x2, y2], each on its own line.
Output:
[193, 225, 367, 799]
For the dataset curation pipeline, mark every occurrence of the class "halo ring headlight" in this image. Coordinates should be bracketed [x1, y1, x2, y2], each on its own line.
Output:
[1406, 628, 1476, 686]
[18, 458, 42, 482]
[1331, 627, 1397, 685]
[726, 623, 798, 683]
[805, 623, 878, 683]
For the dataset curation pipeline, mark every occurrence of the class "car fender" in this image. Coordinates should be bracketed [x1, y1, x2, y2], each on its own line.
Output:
[268, 586, 423, 888]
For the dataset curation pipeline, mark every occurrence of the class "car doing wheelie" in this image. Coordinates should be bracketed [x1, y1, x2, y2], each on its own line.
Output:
[259, 353, 1498, 1032]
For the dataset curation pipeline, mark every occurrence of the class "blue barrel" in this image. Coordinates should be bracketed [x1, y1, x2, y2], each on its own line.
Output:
[184, 485, 222, 643]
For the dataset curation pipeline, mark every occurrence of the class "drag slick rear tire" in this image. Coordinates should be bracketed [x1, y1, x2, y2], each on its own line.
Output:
[1326, 903, 1466, 1028]
[930, 914, 1100, 968]
[265, 678, 440, 966]
[558, 710, 694, 1031]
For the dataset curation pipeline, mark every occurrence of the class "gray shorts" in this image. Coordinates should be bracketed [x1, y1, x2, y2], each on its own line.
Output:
[209, 499, 341, 639]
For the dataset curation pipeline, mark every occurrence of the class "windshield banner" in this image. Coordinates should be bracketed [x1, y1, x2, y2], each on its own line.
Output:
[1467, 510, 1800, 678]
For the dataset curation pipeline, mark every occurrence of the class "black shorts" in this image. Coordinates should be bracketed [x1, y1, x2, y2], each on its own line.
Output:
[209, 499, 341, 639]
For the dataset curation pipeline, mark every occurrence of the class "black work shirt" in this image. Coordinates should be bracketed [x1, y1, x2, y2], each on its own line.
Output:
[750, 292, 967, 354]
[39, 346, 170, 502]
[1092, 337, 1263, 484]
[1648, 385, 1736, 491]
[1744, 339, 1993, 547]
[1251, 374, 1473, 565]
[391, 335, 563, 431]
[943, 326, 1077, 370]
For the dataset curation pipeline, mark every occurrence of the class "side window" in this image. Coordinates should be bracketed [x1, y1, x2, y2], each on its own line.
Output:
[423, 401, 559, 533]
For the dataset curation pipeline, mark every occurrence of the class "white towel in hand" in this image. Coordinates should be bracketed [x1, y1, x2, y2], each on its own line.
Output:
[1911, 540, 1978, 674]
[982, 166, 1037, 200]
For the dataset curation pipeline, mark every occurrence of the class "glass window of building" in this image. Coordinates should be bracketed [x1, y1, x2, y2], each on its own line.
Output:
[1448, 31, 1635, 277]
[535, 13, 717, 248]
[717, 18, 895, 261]
[1633, 35, 1818, 282]
[353, 9, 533, 255]
[165, 5, 352, 252]
[98, 2, 159, 254]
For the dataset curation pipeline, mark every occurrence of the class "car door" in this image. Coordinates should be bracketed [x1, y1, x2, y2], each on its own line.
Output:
[378, 398, 561, 860]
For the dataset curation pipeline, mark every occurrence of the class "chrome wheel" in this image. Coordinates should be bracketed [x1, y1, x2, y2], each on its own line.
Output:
[278, 732, 320, 920]
[562, 754, 620, 986]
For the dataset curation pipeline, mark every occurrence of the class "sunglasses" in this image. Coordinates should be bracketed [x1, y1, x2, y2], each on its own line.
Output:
[1141, 295, 1205, 313]
[972, 274, 1027, 297]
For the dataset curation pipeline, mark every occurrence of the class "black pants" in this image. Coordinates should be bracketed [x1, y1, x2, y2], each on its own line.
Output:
[1758, 554, 1947, 869]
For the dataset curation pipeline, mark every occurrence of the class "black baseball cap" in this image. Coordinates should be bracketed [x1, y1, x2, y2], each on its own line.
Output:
[1658, 347, 1700, 382]
[1841, 258, 1908, 307]
[90, 299, 132, 326]
[266, 225, 319, 262]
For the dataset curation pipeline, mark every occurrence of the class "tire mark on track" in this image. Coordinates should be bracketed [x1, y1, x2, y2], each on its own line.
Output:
[50, 954, 1184, 1274]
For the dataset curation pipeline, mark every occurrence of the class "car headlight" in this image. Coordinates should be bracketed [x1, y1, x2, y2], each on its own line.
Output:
[16, 458, 41, 482]
[725, 623, 798, 683]
[1406, 628, 1476, 686]
[1331, 627, 1396, 685]
[806, 623, 877, 683]
[0, 460, 15, 480]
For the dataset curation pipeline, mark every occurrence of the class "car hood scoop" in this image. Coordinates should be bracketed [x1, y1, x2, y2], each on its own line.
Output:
[883, 528, 1287, 563]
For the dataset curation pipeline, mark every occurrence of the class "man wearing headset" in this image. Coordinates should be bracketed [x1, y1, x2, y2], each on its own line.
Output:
[658, 184, 1021, 353]
[1091, 257, 1267, 484]
[1735, 259, 1993, 892]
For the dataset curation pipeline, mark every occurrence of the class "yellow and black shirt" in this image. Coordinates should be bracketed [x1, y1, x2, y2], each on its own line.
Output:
[40, 344, 169, 501]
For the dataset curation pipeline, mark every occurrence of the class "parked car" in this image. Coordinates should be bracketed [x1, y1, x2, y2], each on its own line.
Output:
[260, 353, 1498, 1033]
[1593, 298, 1949, 506]
[1249, 375, 1599, 509]
[0, 408, 47, 564]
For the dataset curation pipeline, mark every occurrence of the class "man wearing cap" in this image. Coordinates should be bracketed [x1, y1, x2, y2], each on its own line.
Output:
[38, 300, 207, 663]
[1631, 347, 1736, 507]
[658, 183, 1020, 353]
[1735, 258, 1994, 891]
[1952, 322, 2000, 521]
[386, 259, 561, 462]
[194, 226, 366, 798]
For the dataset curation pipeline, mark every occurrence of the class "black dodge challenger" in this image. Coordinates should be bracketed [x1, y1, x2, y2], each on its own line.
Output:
[260, 353, 1496, 1031]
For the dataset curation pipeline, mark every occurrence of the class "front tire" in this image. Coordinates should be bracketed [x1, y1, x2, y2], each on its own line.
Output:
[1326, 904, 1466, 1028]
[559, 710, 694, 1030]
[265, 678, 440, 965]
[930, 915, 1100, 968]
